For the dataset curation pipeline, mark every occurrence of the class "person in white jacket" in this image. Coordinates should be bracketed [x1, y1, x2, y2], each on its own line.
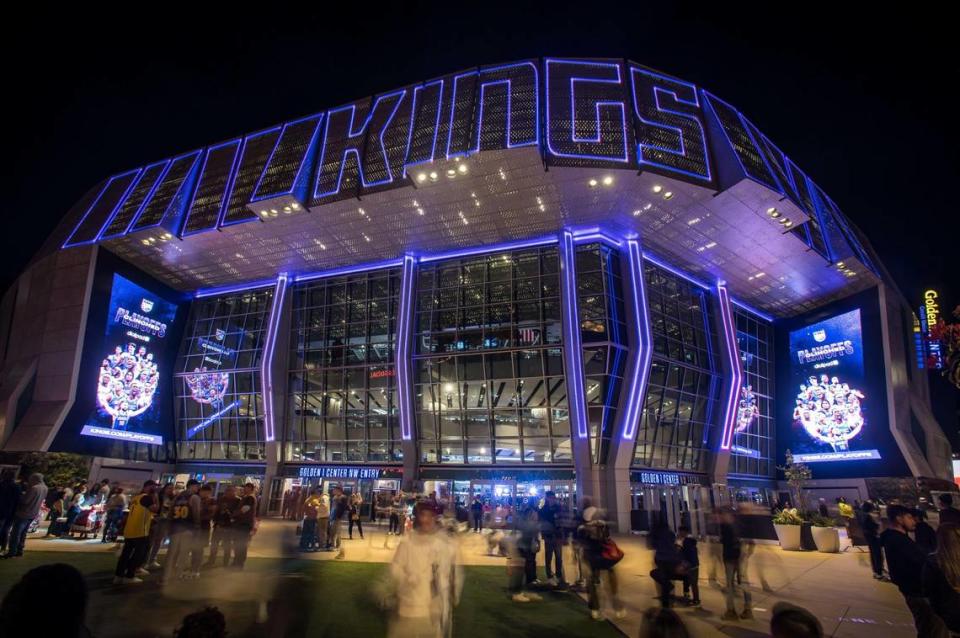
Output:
[316, 490, 330, 551]
[389, 501, 462, 638]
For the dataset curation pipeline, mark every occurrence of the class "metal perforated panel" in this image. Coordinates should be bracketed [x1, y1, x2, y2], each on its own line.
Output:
[101, 161, 170, 239]
[629, 64, 711, 185]
[446, 72, 478, 157]
[545, 59, 632, 167]
[702, 92, 780, 192]
[405, 80, 444, 169]
[221, 127, 283, 227]
[64, 169, 141, 246]
[181, 140, 241, 236]
[476, 61, 539, 152]
[130, 151, 203, 232]
[250, 114, 323, 203]
[364, 87, 414, 197]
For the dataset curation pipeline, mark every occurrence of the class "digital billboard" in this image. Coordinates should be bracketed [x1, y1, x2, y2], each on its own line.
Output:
[787, 308, 879, 463]
[80, 274, 179, 446]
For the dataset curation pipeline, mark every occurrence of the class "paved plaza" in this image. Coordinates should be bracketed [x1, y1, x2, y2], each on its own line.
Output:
[5, 518, 916, 637]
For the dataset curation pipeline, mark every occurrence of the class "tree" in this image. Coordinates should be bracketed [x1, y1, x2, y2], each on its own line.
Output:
[929, 305, 960, 390]
[14, 452, 91, 487]
[778, 449, 812, 513]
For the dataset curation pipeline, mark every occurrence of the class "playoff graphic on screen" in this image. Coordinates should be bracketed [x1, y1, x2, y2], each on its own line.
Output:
[183, 324, 240, 439]
[80, 274, 178, 446]
[788, 308, 879, 463]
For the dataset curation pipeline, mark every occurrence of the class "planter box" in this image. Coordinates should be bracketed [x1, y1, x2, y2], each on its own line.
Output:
[811, 526, 840, 553]
[773, 523, 802, 550]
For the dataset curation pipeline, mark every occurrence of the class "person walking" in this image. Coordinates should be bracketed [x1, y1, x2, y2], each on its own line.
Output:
[388, 502, 462, 637]
[315, 488, 331, 549]
[881, 504, 947, 637]
[857, 502, 886, 580]
[0, 469, 22, 555]
[388, 493, 401, 535]
[578, 504, 625, 620]
[538, 491, 566, 586]
[2, 473, 47, 559]
[164, 479, 202, 582]
[327, 485, 348, 558]
[649, 519, 681, 608]
[300, 489, 321, 552]
[101, 487, 127, 543]
[922, 523, 960, 634]
[677, 526, 701, 607]
[516, 504, 542, 589]
[114, 480, 159, 583]
[147, 483, 176, 569]
[719, 508, 752, 621]
[231, 483, 257, 569]
[348, 491, 364, 540]
[191, 484, 216, 574]
[470, 496, 484, 534]
[206, 485, 239, 567]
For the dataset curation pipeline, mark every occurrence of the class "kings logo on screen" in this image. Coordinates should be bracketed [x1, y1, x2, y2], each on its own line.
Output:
[788, 308, 880, 463]
[80, 274, 178, 446]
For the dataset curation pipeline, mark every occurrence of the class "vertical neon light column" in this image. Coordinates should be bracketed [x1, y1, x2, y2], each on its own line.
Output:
[559, 230, 589, 440]
[619, 238, 654, 441]
[260, 273, 288, 442]
[715, 281, 743, 451]
[396, 254, 417, 441]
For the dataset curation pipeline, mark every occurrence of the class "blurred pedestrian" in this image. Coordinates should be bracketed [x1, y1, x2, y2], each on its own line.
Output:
[96, 478, 111, 505]
[922, 523, 960, 634]
[115, 480, 158, 583]
[231, 483, 258, 569]
[175, 606, 227, 638]
[301, 489, 321, 551]
[388, 502, 461, 637]
[348, 491, 364, 540]
[719, 508, 752, 621]
[206, 485, 239, 567]
[191, 484, 216, 573]
[914, 509, 937, 555]
[638, 607, 690, 638]
[147, 483, 176, 569]
[677, 526, 700, 607]
[388, 493, 401, 535]
[858, 502, 885, 580]
[882, 504, 948, 637]
[769, 601, 823, 638]
[327, 485, 348, 558]
[578, 504, 625, 620]
[516, 505, 542, 588]
[649, 518, 681, 607]
[470, 496, 484, 534]
[938, 494, 960, 526]
[164, 479, 202, 582]
[2, 473, 47, 558]
[538, 491, 566, 586]
[0, 563, 89, 638]
[101, 486, 127, 543]
[0, 469, 21, 554]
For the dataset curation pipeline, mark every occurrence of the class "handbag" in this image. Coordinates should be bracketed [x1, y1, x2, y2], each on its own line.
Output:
[595, 538, 624, 569]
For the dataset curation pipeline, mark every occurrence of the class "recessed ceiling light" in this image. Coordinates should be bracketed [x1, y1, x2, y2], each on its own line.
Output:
[588, 178, 598, 187]
[767, 207, 778, 215]
[602, 175, 613, 186]
[291, 203, 300, 210]
[663, 191, 673, 200]
[429, 171, 438, 181]
[632, 209, 641, 216]
[653, 185, 663, 193]
[458, 163, 468, 174]
[417, 173, 427, 182]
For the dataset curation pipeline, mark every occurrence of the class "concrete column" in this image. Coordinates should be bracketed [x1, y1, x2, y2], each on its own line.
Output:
[260, 274, 292, 515]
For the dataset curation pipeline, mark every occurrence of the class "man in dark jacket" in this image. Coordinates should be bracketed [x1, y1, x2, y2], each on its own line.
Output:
[0, 470, 22, 555]
[538, 491, 565, 586]
[857, 502, 885, 579]
[881, 504, 943, 637]
[677, 526, 700, 606]
[3, 473, 47, 558]
[938, 494, 960, 526]
[720, 508, 752, 621]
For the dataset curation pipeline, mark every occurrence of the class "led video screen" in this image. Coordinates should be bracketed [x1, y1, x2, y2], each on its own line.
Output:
[787, 308, 879, 463]
[80, 274, 179, 446]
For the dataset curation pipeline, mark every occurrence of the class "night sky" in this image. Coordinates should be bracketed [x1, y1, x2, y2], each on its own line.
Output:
[4, 7, 956, 310]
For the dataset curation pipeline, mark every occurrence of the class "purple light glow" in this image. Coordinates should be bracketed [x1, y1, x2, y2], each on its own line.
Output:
[396, 254, 417, 440]
[621, 238, 653, 440]
[261, 273, 288, 442]
[559, 230, 589, 439]
[716, 281, 743, 451]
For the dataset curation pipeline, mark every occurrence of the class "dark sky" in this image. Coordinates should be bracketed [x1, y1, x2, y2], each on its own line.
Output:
[4, 6, 957, 312]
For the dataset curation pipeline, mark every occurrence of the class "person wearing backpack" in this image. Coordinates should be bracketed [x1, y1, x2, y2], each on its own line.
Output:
[578, 505, 626, 621]
[649, 518, 683, 608]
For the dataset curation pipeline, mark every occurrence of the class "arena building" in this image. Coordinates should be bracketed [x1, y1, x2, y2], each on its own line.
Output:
[0, 57, 949, 532]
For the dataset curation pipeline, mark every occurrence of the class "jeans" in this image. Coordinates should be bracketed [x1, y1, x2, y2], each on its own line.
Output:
[389, 514, 400, 534]
[208, 526, 234, 566]
[867, 536, 884, 576]
[328, 517, 343, 550]
[163, 528, 194, 580]
[521, 549, 537, 584]
[147, 519, 170, 564]
[190, 527, 209, 571]
[232, 527, 252, 568]
[0, 517, 13, 552]
[316, 517, 329, 548]
[587, 566, 622, 611]
[7, 517, 33, 555]
[683, 566, 700, 602]
[724, 559, 751, 612]
[543, 535, 564, 582]
[349, 517, 363, 539]
[472, 513, 482, 533]
[300, 518, 318, 550]
[115, 536, 149, 578]
[102, 509, 124, 542]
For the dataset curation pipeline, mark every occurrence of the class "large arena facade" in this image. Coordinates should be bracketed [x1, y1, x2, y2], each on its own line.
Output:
[0, 58, 949, 532]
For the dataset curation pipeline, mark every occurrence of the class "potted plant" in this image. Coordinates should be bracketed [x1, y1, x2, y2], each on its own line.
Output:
[772, 507, 804, 550]
[809, 514, 840, 553]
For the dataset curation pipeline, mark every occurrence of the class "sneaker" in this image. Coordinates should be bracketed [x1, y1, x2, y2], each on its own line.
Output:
[740, 609, 754, 620]
[614, 608, 627, 619]
[136, 568, 150, 577]
[546, 577, 559, 587]
[691, 600, 702, 607]
[590, 610, 604, 621]
[722, 610, 739, 621]
[529, 579, 543, 587]
[512, 593, 531, 603]
[148, 561, 161, 570]
[525, 592, 543, 601]
[123, 577, 143, 584]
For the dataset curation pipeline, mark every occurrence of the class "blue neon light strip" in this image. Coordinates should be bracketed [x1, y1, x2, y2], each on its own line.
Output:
[187, 400, 241, 439]
[249, 113, 324, 203]
[403, 79, 445, 174]
[419, 235, 558, 263]
[294, 259, 405, 283]
[559, 230, 589, 439]
[396, 254, 417, 441]
[260, 273, 289, 442]
[620, 238, 654, 441]
[63, 169, 143, 248]
[715, 282, 744, 451]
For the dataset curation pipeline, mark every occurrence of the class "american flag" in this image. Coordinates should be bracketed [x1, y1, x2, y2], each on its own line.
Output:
[519, 328, 540, 345]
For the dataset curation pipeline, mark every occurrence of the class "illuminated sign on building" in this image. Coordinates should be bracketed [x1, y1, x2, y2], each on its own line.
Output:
[298, 466, 389, 479]
[920, 290, 944, 369]
[632, 471, 704, 486]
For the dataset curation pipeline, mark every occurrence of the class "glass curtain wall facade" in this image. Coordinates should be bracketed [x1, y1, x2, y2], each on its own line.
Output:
[730, 308, 775, 476]
[174, 289, 273, 461]
[413, 246, 572, 465]
[575, 243, 628, 464]
[286, 268, 403, 463]
[633, 262, 722, 472]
